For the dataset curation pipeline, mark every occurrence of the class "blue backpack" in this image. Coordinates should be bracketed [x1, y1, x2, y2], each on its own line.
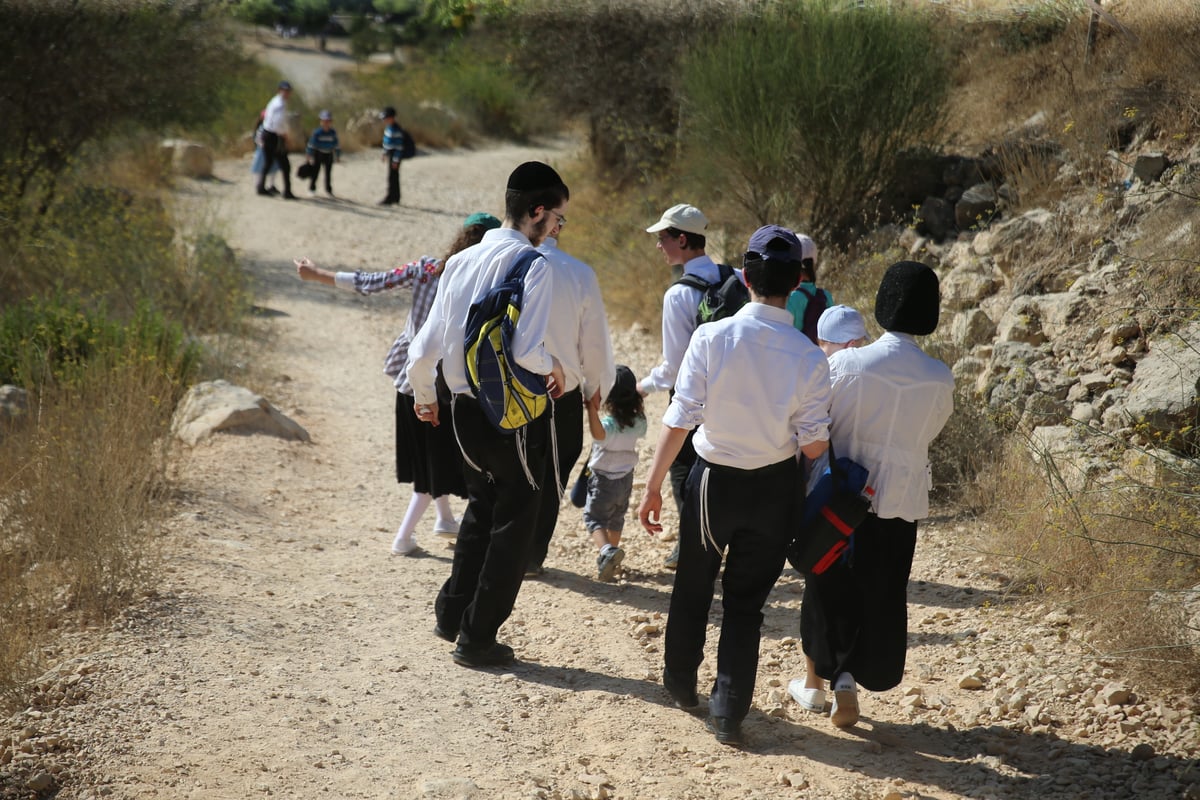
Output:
[463, 250, 548, 433]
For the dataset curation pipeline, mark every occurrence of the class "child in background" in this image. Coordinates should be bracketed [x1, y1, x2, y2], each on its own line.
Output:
[292, 212, 502, 556]
[784, 233, 832, 345]
[305, 110, 340, 197]
[816, 304, 869, 358]
[250, 111, 279, 194]
[584, 365, 647, 582]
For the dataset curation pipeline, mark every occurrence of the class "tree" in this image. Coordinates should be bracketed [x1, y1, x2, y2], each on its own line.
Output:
[0, 0, 241, 221]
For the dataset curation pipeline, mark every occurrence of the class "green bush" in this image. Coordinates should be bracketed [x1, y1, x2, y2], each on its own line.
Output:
[680, 0, 951, 243]
[0, 296, 201, 397]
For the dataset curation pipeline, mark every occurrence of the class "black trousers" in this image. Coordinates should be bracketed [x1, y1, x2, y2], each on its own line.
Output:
[800, 514, 918, 692]
[385, 157, 401, 203]
[309, 151, 334, 192]
[434, 394, 550, 649]
[527, 388, 584, 569]
[664, 456, 798, 722]
[666, 389, 697, 516]
[257, 131, 291, 193]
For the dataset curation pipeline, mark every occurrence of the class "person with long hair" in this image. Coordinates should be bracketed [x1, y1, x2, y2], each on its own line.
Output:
[293, 212, 502, 555]
[583, 365, 646, 582]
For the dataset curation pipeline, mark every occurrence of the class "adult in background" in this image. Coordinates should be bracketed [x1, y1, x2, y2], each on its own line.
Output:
[638, 225, 831, 747]
[789, 261, 954, 729]
[640, 203, 718, 570]
[257, 80, 296, 200]
[407, 162, 568, 668]
[524, 213, 616, 578]
[378, 106, 407, 206]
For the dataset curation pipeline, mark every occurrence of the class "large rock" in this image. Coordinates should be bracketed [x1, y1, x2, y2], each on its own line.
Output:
[976, 208, 1054, 275]
[915, 196, 956, 241]
[955, 183, 998, 231]
[172, 380, 310, 446]
[996, 296, 1048, 345]
[1123, 322, 1200, 451]
[951, 309, 997, 349]
[161, 139, 213, 178]
[942, 265, 1001, 311]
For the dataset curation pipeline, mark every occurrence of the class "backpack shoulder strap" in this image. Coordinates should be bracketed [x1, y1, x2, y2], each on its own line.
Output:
[672, 273, 711, 291]
[504, 248, 541, 283]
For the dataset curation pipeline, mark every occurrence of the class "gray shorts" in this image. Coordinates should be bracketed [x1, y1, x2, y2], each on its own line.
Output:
[583, 470, 634, 533]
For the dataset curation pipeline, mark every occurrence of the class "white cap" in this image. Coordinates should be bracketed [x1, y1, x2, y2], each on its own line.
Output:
[817, 305, 868, 344]
[646, 203, 709, 236]
[796, 233, 817, 264]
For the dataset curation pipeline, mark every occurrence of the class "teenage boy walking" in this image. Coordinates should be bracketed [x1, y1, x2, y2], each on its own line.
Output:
[407, 162, 568, 668]
[524, 217, 616, 578]
[638, 225, 832, 747]
[640, 203, 719, 569]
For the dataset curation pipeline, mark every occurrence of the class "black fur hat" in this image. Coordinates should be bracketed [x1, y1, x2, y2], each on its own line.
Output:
[874, 261, 941, 335]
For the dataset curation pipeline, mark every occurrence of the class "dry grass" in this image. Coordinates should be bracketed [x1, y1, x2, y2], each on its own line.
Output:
[0, 359, 175, 709]
[976, 435, 1200, 692]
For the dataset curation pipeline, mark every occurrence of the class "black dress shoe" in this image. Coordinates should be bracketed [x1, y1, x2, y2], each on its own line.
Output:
[662, 668, 699, 709]
[282, 191, 298, 200]
[433, 625, 457, 643]
[265, 186, 280, 196]
[378, 198, 398, 206]
[706, 715, 743, 746]
[452, 642, 515, 668]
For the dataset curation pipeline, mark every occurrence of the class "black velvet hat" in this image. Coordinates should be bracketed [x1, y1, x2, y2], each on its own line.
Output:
[874, 261, 941, 335]
[507, 161, 564, 192]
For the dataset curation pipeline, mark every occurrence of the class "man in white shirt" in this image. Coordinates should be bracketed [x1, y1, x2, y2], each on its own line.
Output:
[524, 222, 616, 577]
[638, 225, 832, 747]
[640, 203, 721, 570]
[789, 260, 954, 729]
[407, 161, 568, 669]
[257, 81, 296, 200]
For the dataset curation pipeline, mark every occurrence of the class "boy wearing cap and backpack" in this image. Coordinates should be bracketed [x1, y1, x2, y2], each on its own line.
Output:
[638, 224, 832, 747]
[305, 110, 341, 197]
[785, 233, 832, 345]
[378, 106, 409, 206]
[407, 161, 567, 669]
[640, 203, 737, 570]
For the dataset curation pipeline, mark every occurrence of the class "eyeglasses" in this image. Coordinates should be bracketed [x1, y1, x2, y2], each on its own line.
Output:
[552, 211, 566, 229]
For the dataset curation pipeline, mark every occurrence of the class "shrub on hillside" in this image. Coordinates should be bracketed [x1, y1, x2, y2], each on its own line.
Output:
[679, 0, 950, 243]
[0, 0, 240, 221]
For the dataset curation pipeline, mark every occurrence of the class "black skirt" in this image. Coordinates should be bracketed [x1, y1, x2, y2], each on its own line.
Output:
[394, 391, 467, 499]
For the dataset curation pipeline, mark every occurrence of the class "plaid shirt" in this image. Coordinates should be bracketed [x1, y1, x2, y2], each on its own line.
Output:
[341, 256, 442, 387]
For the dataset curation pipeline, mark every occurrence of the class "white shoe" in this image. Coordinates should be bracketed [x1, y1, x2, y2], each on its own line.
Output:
[433, 517, 460, 538]
[831, 685, 860, 728]
[390, 536, 419, 556]
[787, 680, 826, 713]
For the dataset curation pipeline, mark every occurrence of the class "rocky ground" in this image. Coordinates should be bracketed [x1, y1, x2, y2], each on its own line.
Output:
[3, 39, 1199, 800]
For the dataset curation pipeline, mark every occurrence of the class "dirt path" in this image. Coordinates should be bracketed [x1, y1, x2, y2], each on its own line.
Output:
[3, 48, 1198, 800]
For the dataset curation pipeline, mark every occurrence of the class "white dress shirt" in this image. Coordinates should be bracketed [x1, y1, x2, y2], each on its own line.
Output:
[827, 332, 955, 522]
[407, 228, 555, 406]
[663, 303, 831, 470]
[262, 93, 288, 135]
[640, 254, 722, 394]
[537, 237, 616, 399]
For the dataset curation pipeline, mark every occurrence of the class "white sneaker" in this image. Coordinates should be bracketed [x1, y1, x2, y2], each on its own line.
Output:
[433, 517, 460, 538]
[787, 680, 826, 712]
[831, 684, 860, 728]
[390, 535, 419, 556]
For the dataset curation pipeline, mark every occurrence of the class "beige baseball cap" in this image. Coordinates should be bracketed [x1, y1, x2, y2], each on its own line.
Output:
[646, 204, 709, 236]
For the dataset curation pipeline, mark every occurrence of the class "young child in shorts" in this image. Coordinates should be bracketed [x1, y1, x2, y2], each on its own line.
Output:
[584, 365, 646, 582]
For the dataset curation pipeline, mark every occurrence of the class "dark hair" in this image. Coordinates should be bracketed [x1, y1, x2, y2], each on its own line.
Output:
[437, 224, 489, 275]
[665, 227, 706, 251]
[743, 257, 802, 299]
[799, 257, 816, 283]
[505, 185, 569, 224]
[604, 365, 644, 430]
